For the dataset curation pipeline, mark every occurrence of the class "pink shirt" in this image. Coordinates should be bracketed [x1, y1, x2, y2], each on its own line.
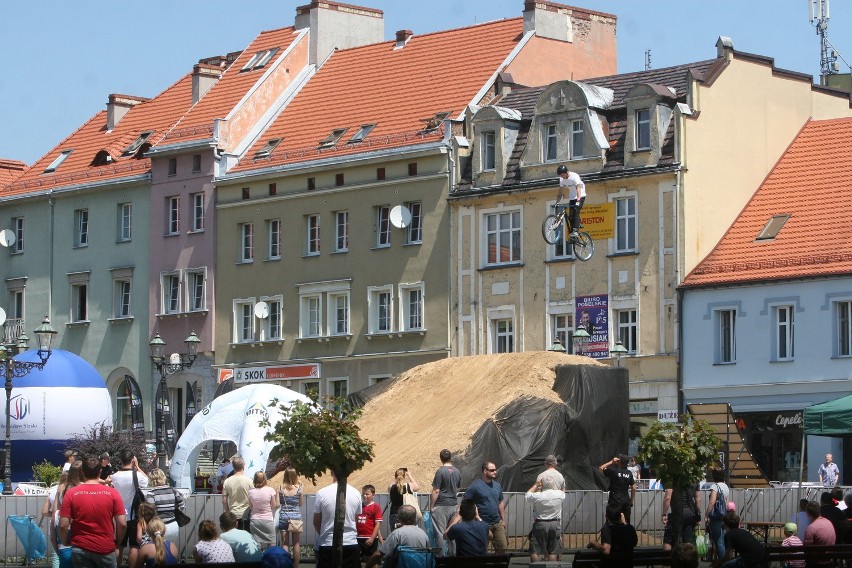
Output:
[247, 486, 276, 520]
[781, 535, 805, 568]
[804, 516, 836, 546]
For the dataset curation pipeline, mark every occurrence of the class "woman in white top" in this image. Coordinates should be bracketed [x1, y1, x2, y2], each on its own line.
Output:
[705, 468, 730, 562]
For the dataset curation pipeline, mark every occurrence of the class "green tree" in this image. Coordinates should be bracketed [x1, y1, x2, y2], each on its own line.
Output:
[264, 397, 374, 568]
[638, 416, 721, 547]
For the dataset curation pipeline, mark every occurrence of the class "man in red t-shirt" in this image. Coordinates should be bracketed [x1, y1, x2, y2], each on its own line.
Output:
[356, 484, 383, 561]
[59, 456, 127, 568]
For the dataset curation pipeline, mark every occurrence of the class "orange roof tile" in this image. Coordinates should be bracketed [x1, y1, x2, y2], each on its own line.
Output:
[3, 73, 196, 197]
[230, 18, 525, 172]
[682, 117, 852, 287]
[0, 159, 27, 189]
[160, 27, 298, 145]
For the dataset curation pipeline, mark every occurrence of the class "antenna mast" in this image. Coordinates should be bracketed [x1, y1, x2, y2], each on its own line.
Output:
[645, 49, 652, 71]
[809, 0, 839, 81]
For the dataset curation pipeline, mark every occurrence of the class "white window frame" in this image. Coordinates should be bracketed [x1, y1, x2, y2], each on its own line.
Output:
[482, 130, 496, 170]
[300, 294, 322, 338]
[571, 119, 584, 159]
[8, 287, 24, 321]
[233, 298, 255, 343]
[837, 300, 852, 357]
[335, 211, 349, 252]
[259, 295, 283, 341]
[328, 377, 349, 399]
[191, 193, 205, 232]
[114, 280, 132, 318]
[551, 313, 572, 354]
[406, 201, 423, 244]
[328, 292, 350, 336]
[161, 272, 181, 314]
[307, 214, 320, 255]
[483, 207, 522, 266]
[545, 200, 574, 260]
[118, 203, 132, 242]
[487, 306, 516, 354]
[297, 280, 351, 339]
[186, 268, 206, 312]
[613, 194, 637, 253]
[11, 217, 23, 253]
[71, 284, 88, 322]
[75, 209, 89, 247]
[615, 309, 638, 354]
[376, 205, 391, 248]
[167, 196, 180, 235]
[636, 108, 651, 150]
[493, 318, 514, 353]
[399, 282, 425, 332]
[240, 222, 254, 263]
[268, 219, 281, 260]
[773, 305, 794, 361]
[368, 285, 394, 334]
[715, 308, 737, 364]
[543, 122, 557, 162]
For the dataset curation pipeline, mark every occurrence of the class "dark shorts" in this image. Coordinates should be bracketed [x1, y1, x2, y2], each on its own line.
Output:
[357, 537, 379, 559]
[529, 519, 562, 556]
[663, 511, 698, 544]
[119, 519, 139, 548]
[316, 544, 361, 568]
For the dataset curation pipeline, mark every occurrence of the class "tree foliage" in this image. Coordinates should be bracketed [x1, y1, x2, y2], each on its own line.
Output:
[66, 421, 151, 464]
[32, 460, 62, 486]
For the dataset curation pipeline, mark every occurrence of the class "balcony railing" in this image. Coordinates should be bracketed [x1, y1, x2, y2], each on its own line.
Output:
[3, 318, 24, 345]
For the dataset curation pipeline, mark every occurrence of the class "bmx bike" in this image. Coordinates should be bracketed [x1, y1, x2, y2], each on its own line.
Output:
[541, 205, 594, 261]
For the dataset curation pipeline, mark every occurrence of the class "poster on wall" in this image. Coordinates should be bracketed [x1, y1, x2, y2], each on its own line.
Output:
[575, 294, 609, 358]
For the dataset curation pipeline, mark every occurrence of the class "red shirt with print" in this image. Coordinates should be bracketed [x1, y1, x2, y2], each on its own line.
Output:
[357, 501, 383, 538]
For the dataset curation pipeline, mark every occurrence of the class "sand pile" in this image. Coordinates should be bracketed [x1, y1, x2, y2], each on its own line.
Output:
[274, 351, 603, 493]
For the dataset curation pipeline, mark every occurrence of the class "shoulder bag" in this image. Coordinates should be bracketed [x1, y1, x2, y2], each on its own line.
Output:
[130, 469, 146, 520]
[402, 484, 423, 521]
[172, 489, 191, 527]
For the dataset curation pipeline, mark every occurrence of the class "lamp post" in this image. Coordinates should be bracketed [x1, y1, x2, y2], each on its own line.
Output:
[611, 339, 628, 367]
[149, 331, 200, 470]
[2, 315, 57, 494]
[572, 325, 591, 356]
[548, 338, 567, 353]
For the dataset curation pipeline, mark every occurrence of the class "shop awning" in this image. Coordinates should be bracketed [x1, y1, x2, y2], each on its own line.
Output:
[804, 393, 852, 436]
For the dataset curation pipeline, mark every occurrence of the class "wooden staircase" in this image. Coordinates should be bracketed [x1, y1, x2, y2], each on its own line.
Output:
[688, 402, 770, 488]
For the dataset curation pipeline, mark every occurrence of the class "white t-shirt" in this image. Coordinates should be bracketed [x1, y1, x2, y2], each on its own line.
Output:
[313, 483, 361, 547]
[559, 172, 586, 200]
[111, 468, 149, 515]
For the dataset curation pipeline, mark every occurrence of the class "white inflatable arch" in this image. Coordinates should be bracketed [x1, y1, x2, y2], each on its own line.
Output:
[169, 383, 309, 489]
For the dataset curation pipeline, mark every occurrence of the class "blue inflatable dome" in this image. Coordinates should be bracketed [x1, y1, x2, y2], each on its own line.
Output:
[4, 349, 113, 482]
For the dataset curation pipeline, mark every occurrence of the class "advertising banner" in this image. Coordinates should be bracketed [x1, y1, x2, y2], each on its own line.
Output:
[575, 294, 609, 358]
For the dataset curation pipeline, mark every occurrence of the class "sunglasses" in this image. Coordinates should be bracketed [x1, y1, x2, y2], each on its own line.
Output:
[485, 468, 497, 472]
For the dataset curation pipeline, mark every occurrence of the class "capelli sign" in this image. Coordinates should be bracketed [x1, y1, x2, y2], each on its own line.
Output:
[776, 412, 803, 428]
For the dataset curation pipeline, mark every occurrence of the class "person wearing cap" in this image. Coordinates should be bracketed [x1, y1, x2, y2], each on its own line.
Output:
[61, 450, 77, 473]
[536, 455, 565, 491]
[781, 522, 804, 568]
[556, 165, 586, 234]
[599, 454, 636, 522]
[98, 453, 113, 485]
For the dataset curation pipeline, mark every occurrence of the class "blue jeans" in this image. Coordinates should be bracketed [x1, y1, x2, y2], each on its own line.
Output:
[708, 518, 725, 560]
[70, 547, 117, 568]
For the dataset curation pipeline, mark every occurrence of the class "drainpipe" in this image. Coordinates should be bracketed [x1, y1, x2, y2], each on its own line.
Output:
[48, 194, 55, 315]
[445, 125, 456, 358]
[676, 286, 684, 415]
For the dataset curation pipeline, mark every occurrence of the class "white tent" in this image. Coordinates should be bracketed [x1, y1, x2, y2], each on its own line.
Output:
[169, 383, 309, 489]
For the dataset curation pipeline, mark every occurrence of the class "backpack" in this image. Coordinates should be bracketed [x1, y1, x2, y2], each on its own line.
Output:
[709, 483, 727, 519]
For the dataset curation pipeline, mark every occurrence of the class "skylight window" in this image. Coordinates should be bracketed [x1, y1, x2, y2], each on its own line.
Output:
[122, 131, 153, 157]
[756, 214, 790, 241]
[421, 111, 452, 132]
[44, 150, 73, 173]
[254, 138, 282, 159]
[319, 128, 349, 149]
[348, 124, 376, 144]
[241, 48, 280, 72]
[254, 48, 279, 69]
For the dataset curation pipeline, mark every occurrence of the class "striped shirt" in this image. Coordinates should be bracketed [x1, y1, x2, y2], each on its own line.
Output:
[144, 485, 185, 524]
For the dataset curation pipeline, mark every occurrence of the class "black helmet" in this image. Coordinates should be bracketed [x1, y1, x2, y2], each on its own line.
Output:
[556, 165, 568, 175]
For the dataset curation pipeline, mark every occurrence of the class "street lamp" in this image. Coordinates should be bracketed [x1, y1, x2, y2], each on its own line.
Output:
[572, 325, 591, 356]
[2, 315, 57, 494]
[548, 338, 566, 353]
[149, 331, 200, 470]
[611, 339, 628, 367]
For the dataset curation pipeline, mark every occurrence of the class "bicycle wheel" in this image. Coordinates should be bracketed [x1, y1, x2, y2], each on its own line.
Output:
[572, 231, 594, 261]
[542, 214, 562, 245]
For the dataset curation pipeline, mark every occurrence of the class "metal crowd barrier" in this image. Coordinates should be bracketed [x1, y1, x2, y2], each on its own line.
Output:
[0, 486, 838, 561]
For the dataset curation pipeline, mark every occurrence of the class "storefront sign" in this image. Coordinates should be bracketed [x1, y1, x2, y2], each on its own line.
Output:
[630, 400, 658, 415]
[658, 409, 679, 423]
[218, 364, 321, 384]
[775, 411, 803, 429]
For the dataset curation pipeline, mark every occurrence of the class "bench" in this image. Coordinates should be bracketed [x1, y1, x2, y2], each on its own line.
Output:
[764, 543, 852, 567]
[573, 547, 672, 567]
[435, 554, 510, 567]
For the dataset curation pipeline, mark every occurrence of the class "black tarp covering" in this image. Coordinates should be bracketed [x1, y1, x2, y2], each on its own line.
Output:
[454, 363, 628, 492]
[347, 375, 399, 408]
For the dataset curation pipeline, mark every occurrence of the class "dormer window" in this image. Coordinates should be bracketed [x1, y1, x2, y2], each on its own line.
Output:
[241, 48, 280, 72]
[91, 150, 114, 166]
[635, 109, 651, 150]
[254, 138, 281, 159]
[348, 124, 376, 144]
[543, 123, 557, 162]
[571, 120, 584, 159]
[482, 131, 496, 170]
[44, 149, 73, 173]
[122, 132, 153, 157]
[756, 214, 790, 241]
[319, 128, 348, 149]
[421, 111, 452, 133]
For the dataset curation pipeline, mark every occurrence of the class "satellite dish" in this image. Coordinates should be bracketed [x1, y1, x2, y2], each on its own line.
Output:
[0, 307, 5, 327]
[0, 229, 16, 248]
[389, 205, 412, 229]
[254, 301, 270, 319]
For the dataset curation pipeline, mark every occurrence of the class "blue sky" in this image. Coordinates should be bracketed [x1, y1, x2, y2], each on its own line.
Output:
[1, 1, 849, 165]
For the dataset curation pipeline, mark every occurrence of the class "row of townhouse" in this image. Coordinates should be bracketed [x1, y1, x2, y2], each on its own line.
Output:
[0, 0, 619, 479]
[1, 0, 850, 484]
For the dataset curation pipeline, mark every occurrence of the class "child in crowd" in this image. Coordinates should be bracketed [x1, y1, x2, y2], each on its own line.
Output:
[587, 503, 638, 567]
[356, 485, 383, 562]
[781, 522, 805, 568]
[129, 503, 157, 568]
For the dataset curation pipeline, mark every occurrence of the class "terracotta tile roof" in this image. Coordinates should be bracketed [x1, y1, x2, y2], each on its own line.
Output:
[681, 117, 852, 287]
[3, 73, 196, 197]
[160, 27, 298, 145]
[0, 159, 27, 189]
[231, 18, 525, 172]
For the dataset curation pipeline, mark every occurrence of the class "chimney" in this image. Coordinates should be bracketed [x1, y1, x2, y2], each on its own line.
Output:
[106, 94, 148, 130]
[294, 1, 384, 65]
[395, 29, 413, 48]
[523, 0, 574, 42]
[192, 63, 225, 104]
[716, 36, 734, 59]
